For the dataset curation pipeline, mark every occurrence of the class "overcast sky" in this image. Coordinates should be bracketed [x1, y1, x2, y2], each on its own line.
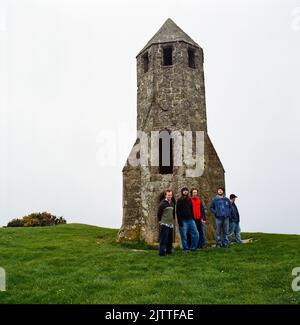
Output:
[0, 0, 300, 234]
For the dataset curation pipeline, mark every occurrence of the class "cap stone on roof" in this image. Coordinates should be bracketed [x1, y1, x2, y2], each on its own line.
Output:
[138, 18, 200, 56]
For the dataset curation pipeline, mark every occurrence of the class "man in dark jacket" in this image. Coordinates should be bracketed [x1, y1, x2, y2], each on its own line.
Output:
[228, 194, 242, 244]
[176, 187, 199, 252]
[157, 189, 175, 256]
[210, 187, 232, 248]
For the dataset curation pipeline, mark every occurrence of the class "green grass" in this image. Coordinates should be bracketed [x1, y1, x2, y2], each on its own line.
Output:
[0, 223, 299, 304]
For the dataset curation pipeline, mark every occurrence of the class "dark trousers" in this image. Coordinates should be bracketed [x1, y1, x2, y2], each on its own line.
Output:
[195, 219, 206, 248]
[159, 225, 173, 256]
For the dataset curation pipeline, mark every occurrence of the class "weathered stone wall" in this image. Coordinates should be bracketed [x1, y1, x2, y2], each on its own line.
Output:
[136, 42, 207, 133]
[117, 162, 143, 242]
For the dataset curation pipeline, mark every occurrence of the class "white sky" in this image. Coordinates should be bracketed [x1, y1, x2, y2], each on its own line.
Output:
[0, 0, 300, 234]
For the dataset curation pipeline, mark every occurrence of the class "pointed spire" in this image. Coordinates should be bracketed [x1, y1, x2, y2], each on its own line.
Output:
[137, 18, 200, 56]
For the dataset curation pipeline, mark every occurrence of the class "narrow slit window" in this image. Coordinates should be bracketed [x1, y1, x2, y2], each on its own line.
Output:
[163, 47, 173, 66]
[159, 136, 173, 174]
[188, 48, 196, 68]
[142, 52, 149, 73]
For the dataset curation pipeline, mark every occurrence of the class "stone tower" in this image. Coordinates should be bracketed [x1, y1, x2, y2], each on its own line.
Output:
[117, 18, 225, 244]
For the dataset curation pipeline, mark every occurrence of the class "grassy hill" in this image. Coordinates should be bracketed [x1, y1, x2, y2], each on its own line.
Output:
[0, 223, 299, 304]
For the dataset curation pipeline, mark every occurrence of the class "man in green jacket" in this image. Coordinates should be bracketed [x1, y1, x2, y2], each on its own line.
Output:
[157, 189, 175, 256]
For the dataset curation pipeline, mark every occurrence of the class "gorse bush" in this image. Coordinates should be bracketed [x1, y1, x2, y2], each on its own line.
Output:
[6, 218, 22, 227]
[7, 212, 67, 227]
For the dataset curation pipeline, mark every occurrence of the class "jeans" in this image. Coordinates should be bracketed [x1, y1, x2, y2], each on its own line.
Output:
[215, 217, 230, 247]
[159, 224, 173, 256]
[187, 220, 206, 248]
[228, 222, 242, 244]
[179, 219, 199, 251]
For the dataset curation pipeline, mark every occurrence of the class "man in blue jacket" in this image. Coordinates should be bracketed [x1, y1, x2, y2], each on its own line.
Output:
[210, 187, 232, 248]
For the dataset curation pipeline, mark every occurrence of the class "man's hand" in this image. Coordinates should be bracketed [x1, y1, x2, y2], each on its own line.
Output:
[201, 219, 206, 225]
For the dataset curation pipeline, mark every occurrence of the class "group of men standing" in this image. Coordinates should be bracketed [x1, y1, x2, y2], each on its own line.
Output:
[157, 186, 242, 256]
